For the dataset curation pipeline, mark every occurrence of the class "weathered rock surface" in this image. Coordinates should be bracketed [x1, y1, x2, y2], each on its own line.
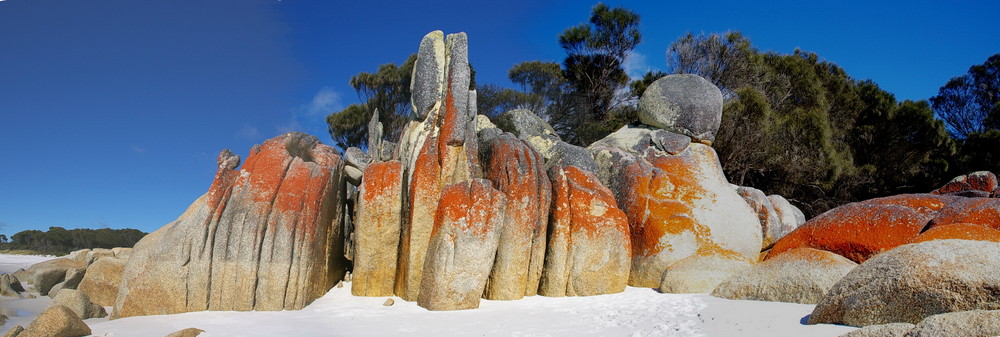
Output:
[903, 310, 1000, 337]
[27, 258, 84, 296]
[352, 160, 404, 297]
[810, 240, 1000, 326]
[417, 179, 505, 311]
[482, 133, 551, 300]
[768, 194, 955, 263]
[17, 305, 91, 337]
[659, 250, 752, 293]
[590, 125, 761, 288]
[494, 109, 598, 173]
[410, 31, 446, 119]
[637, 74, 723, 143]
[114, 132, 346, 318]
[927, 197, 1000, 229]
[85, 249, 114, 266]
[841, 323, 915, 337]
[77, 256, 126, 306]
[51, 289, 106, 319]
[164, 328, 206, 337]
[767, 194, 806, 236]
[47, 267, 85, 298]
[539, 166, 630, 297]
[394, 31, 480, 301]
[713, 248, 857, 304]
[933, 171, 998, 196]
[736, 186, 785, 249]
[2, 326, 22, 337]
[1, 274, 24, 297]
[912, 222, 1000, 243]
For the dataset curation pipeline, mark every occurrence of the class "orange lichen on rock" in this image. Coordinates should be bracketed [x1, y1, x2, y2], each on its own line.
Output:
[483, 134, 551, 299]
[912, 223, 1000, 243]
[539, 165, 630, 297]
[395, 135, 442, 301]
[353, 161, 404, 297]
[767, 194, 955, 263]
[928, 197, 1000, 230]
[418, 179, 505, 311]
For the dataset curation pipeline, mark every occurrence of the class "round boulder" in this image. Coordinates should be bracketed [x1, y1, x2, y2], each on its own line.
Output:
[809, 239, 1000, 327]
[638, 74, 723, 143]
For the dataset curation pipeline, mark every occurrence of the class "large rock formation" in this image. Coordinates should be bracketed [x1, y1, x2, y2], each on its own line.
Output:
[352, 160, 403, 297]
[393, 31, 481, 301]
[637, 74, 724, 143]
[712, 248, 857, 304]
[659, 250, 752, 293]
[768, 194, 955, 263]
[15, 305, 91, 337]
[113, 132, 347, 318]
[927, 197, 1000, 229]
[590, 125, 762, 288]
[77, 256, 126, 306]
[51, 289, 106, 319]
[912, 222, 1000, 243]
[0, 274, 24, 297]
[809, 240, 1000, 326]
[417, 179, 505, 310]
[933, 171, 998, 196]
[482, 133, 551, 300]
[538, 166, 630, 297]
[903, 310, 1000, 337]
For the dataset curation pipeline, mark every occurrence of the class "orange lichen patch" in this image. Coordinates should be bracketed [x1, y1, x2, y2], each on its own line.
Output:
[432, 180, 505, 238]
[935, 172, 999, 194]
[563, 166, 630, 240]
[239, 138, 294, 204]
[359, 161, 403, 228]
[863, 194, 955, 216]
[912, 223, 1000, 243]
[395, 134, 443, 300]
[767, 196, 943, 263]
[695, 243, 752, 264]
[625, 150, 705, 258]
[929, 198, 1000, 230]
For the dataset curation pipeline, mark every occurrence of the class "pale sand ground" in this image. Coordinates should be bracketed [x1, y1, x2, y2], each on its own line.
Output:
[0, 254, 858, 337]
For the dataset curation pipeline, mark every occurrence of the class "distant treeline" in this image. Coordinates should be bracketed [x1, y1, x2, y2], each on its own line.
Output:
[0, 226, 147, 255]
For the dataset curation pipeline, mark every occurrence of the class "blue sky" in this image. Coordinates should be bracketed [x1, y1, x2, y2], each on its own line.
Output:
[1, 0, 998, 237]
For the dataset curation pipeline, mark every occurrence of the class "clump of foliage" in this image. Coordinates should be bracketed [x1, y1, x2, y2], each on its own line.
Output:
[0, 227, 147, 256]
[667, 32, 956, 216]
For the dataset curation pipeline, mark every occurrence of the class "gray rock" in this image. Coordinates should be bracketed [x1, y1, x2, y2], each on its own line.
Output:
[841, 323, 915, 337]
[410, 31, 446, 119]
[51, 289, 107, 319]
[12, 269, 31, 285]
[17, 305, 91, 337]
[713, 248, 857, 304]
[379, 141, 396, 162]
[638, 74, 723, 142]
[810, 240, 1000, 326]
[736, 186, 784, 249]
[344, 165, 363, 186]
[344, 147, 371, 171]
[651, 129, 692, 155]
[1, 274, 24, 297]
[768, 194, 807, 235]
[383, 298, 395, 306]
[548, 141, 599, 173]
[660, 252, 752, 294]
[495, 109, 559, 140]
[903, 310, 1000, 337]
[33, 268, 67, 297]
[367, 108, 383, 160]
[0, 314, 6, 326]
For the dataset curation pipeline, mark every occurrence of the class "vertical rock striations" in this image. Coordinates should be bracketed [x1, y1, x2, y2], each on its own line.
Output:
[352, 160, 404, 297]
[113, 132, 346, 318]
[418, 179, 506, 310]
[539, 166, 630, 297]
[482, 133, 552, 299]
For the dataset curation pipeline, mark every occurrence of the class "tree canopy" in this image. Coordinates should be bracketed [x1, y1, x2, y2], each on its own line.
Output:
[0, 226, 147, 255]
[931, 53, 1000, 139]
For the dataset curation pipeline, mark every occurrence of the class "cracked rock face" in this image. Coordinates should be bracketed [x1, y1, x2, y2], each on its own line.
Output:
[113, 132, 346, 318]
